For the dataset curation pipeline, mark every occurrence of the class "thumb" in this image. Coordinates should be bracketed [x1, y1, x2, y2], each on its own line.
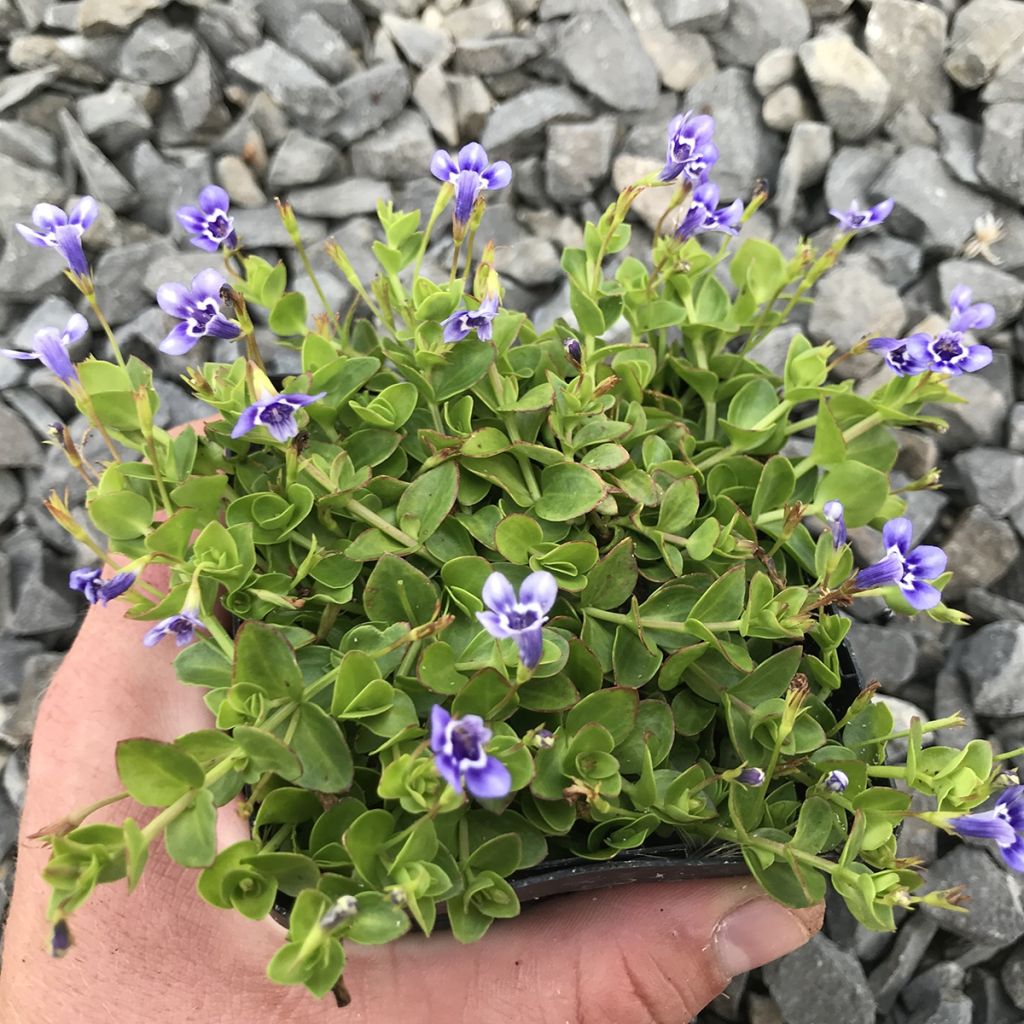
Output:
[337, 876, 822, 1023]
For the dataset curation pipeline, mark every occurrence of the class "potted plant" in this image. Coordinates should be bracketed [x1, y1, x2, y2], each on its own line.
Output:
[18, 114, 1021, 1004]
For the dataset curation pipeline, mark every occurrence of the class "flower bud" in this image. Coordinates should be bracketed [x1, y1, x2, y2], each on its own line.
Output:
[737, 767, 765, 786]
[533, 729, 555, 750]
[319, 895, 359, 930]
[563, 338, 582, 369]
[823, 769, 849, 793]
[51, 919, 72, 958]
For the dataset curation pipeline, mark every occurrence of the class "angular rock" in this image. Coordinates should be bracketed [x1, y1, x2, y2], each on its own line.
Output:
[215, 155, 266, 208]
[983, 50, 1024, 103]
[494, 236, 561, 287]
[195, 2, 263, 62]
[383, 12, 454, 68]
[268, 129, 338, 189]
[58, 108, 136, 211]
[857, 235, 923, 290]
[977, 102, 1024, 204]
[944, 506, 1020, 598]
[686, 68, 779, 199]
[865, 0, 951, 117]
[775, 120, 832, 223]
[926, 846, 1024, 943]
[0, 119, 57, 174]
[824, 142, 896, 212]
[556, 0, 659, 112]
[482, 84, 590, 151]
[284, 11, 359, 82]
[75, 80, 153, 154]
[412, 64, 459, 147]
[944, 0, 1024, 89]
[444, 0, 514, 40]
[808, 261, 905, 376]
[449, 73, 493, 140]
[0, 67, 59, 116]
[799, 36, 891, 143]
[868, 915, 940, 1012]
[331, 63, 412, 144]
[0, 152, 64, 226]
[119, 15, 198, 83]
[932, 111, 983, 187]
[763, 86, 816, 133]
[953, 448, 1024, 517]
[167, 48, 229, 138]
[1010, 403, 1024, 453]
[78, 0, 166, 33]
[657, 0, 728, 30]
[229, 41, 340, 135]
[546, 117, 617, 204]
[874, 147, 1004, 257]
[847, 622, 918, 690]
[712, 0, 810, 67]
[763, 934, 875, 1024]
[286, 178, 392, 220]
[351, 110, 435, 182]
[963, 621, 1024, 715]
[0, 402, 42, 468]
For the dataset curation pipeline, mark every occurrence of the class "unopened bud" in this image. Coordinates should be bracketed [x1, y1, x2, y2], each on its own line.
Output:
[533, 729, 555, 750]
[319, 895, 359, 930]
[823, 769, 849, 793]
[563, 338, 582, 369]
[51, 919, 72, 958]
[386, 886, 407, 907]
[737, 767, 765, 786]
[275, 197, 300, 240]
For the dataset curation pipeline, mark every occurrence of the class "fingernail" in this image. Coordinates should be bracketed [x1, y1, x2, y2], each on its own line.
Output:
[714, 898, 811, 978]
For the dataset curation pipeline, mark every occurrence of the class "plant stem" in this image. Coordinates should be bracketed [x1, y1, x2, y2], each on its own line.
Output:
[294, 235, 342, 340]
[86, 292, 127, 369]
[343, 497, 419, 551]
[140, 757, 236, 845]
[584, 607, 741, 634]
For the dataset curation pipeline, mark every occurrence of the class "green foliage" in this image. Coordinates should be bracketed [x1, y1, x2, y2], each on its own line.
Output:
[44, 166, 982, 998]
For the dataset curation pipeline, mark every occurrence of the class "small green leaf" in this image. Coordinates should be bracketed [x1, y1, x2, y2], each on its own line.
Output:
[269, 291, 308, 336]
[534, 463, 607, 522]
[116, 739, 205, 808]
[290, 704, 354, 793]
[165, 789, 218, 868]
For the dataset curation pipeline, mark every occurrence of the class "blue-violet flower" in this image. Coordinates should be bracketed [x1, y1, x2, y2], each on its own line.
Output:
[923, 285, 995, 375]
[176, 185, 237, 252]
[430, 704, 511, 800]
[824, 770, 849, 793]
[69, 567, 136, 606]
[951, 785, 1024, 871]
[477, 570, 557, 670]
[823, 500, 847, 548]
[143, 607, 204, 648]
[676, 182, 743, 241]
[231, 391, 326, 443]
[1, 313, 87, 385]
[16, 198, 98, 271]
[430, 142, 511, 237]
[442, 291, 499, 343]
[829, 198, 894, 233]
[855, 517, 947, 611]
[157, 269, 241, 354]
[868, 333, 934, 377]
[738, 767, 766, 786]
[659, 111, 718, 184]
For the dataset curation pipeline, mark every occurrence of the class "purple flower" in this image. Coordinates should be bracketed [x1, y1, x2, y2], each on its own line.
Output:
[823, 770, 849, 793]
[442, 292, 499, 343]
[476, 570, 557, 670]
[231, 391, 326, 443]
[829, 198, 894, 233]
[823, 500, 847, 548]
[676, 182, 743, 241]
[176, 185, 237, 253]
[868, 334, 933, 377]
[737, 767, 765, 786]
[659, 111, 718, 184]
[921, 285, 995, 376]
[69, 567, 136, 606]
[429, 704, 511, 800]
[563, 337, 582, 368]
[534, 729, 555, 750]
[1, 313, 87, 385]
[951, 785, 1024, 872]
[430, 142, 511, 235]
[16, 198, 98, 263]
[142, 609, 204, 648]
[855, 517, 947, 611]
[156, 269, 241, 355]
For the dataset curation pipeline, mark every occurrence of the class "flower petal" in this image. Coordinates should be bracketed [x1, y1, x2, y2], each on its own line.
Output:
[465, 756, 512, 799]
[457, 142, 488, 173]
[204, 312, 242, 340]
[882, 517, 913, 554]
[198, 185, 230, 215]
[1000, 837, 1024, 873]
[429, 704, 450, 752]
[855, 553, 903, 590]
[142, 619, 172, 647]
[907, 544, 947, 580]
[32, 203, 67, 232]
[476, 610, 513, 639]
[435, 752, 463, 793]
[63, 313, 89, 344]
[159, 321, 198, 355]
[481, 572, 516, 615]
[429, 149, 458, 183]
[156, 281, 193, 318]
[0, 348, 36, 361]
[264, 413, 298, 443]
[519, 570, 558, 613]
[959, 343, 993, 373]
[514, 627, 544, 670]
[35, 331, 76, 383]
[15, 223, 49, 247]
[952, 809, 1016, 844]
[900, 579, 942, 611]
[188, 234, 222, 253]
[230, 404, 261, 438]
[442, 313, 470, 343]
[481, 160, 512, 190]
[69, 196, 99, 230]
[191, 267, 227, 303]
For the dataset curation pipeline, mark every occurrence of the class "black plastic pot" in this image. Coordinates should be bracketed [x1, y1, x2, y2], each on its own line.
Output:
[265, 639, 865, 928]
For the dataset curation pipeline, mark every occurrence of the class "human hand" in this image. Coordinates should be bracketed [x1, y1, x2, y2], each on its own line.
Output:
[0, 574, 821, 1024]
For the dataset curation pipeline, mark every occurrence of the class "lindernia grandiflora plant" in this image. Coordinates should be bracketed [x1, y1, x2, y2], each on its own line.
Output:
[20, 111, 1014, 1002]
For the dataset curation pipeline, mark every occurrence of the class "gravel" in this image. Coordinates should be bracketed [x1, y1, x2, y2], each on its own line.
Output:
[0, 1, 1019, 1018]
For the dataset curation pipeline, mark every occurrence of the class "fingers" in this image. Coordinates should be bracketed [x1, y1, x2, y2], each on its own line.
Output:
[338, 878, 822, 1024]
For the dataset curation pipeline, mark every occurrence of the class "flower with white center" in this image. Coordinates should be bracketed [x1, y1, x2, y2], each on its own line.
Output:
[476, 570, 558, 670]
[231, 390, 326, 444]
[429, 704, 511, 800]
[157, 269, 241, 355]
[855, 517, 947, 611]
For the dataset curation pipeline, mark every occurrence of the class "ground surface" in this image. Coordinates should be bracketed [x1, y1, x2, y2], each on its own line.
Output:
[0, 0, 1023, 1020]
